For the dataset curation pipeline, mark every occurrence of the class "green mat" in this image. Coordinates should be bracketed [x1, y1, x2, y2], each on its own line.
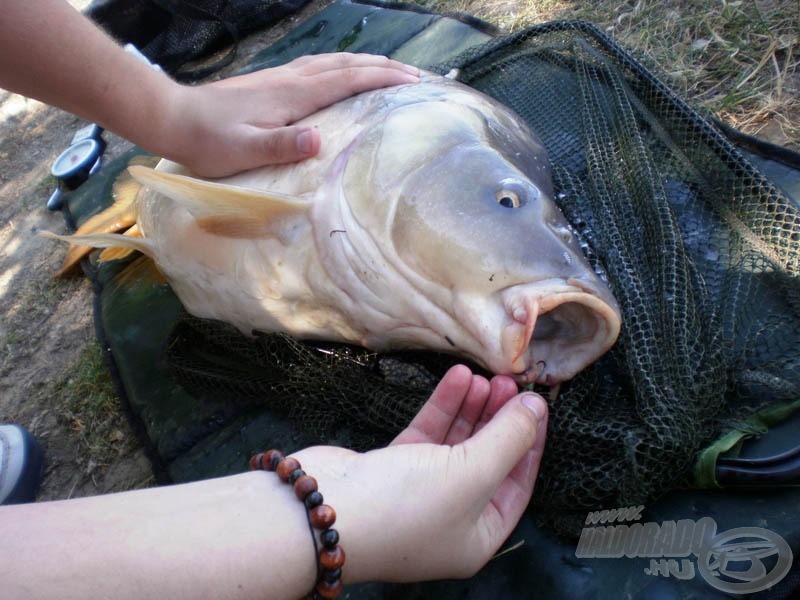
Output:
[63, 1, 800, 597]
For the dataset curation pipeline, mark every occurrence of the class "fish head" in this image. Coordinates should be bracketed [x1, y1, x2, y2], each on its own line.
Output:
[342, 80, 621, 385]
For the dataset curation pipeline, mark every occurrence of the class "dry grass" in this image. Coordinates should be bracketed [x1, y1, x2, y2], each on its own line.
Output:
[416, 0, 800, 150]
[415, 0, 568, 30]
[56, 343, 140, 476]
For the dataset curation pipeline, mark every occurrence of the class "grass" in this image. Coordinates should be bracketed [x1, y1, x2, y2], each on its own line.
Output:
[56, 343, 138, 474]
[412, 0, 800, 150]
[413, 0, 568, 30]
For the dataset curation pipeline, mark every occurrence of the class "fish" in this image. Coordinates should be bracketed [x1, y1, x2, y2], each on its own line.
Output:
[52, 72, 621, 386]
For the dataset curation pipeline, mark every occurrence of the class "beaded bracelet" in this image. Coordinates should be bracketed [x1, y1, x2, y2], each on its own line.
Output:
[249, 449, 345, 599]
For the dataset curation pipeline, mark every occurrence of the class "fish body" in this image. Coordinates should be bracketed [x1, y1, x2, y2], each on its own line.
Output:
[58, 73, 621, 385]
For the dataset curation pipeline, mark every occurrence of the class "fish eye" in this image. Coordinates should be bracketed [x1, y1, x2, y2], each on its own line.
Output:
[496, 189, 522, 208]
[495, 179, 531, 209]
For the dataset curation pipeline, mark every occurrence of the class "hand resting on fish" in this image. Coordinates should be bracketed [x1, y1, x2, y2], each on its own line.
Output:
[49, 72, 621, 386]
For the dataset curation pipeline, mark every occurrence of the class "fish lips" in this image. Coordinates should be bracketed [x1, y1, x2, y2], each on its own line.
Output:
[499, 279, 621, 385]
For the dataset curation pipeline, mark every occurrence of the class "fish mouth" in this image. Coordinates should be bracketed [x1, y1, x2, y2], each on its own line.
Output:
[501, 279, 621, 385]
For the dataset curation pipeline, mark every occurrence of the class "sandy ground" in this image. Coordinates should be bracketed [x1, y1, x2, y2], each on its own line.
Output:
[0, 77, 151, 500]
[0, 0, 333, 502]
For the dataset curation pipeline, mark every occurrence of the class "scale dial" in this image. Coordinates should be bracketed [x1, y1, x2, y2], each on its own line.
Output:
[51, 138, 102, 181]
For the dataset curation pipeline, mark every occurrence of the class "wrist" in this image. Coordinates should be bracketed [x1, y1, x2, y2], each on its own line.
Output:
[290, 448, 393, 586]
[136, 77, 197, 165]
[294, 446, 483, 585]
[242, 470, 319, 598]
[251, 450, 354, 598]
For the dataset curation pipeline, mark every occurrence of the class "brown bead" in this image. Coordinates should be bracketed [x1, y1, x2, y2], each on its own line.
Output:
[276, 456, 301, 481]
[315, 578, 343, 599]
[248, 453, 263, 470]
[293, 475, 318, 500]
[319, 545, 346, 570]
[310, 504, 336, 529]
[262, 449, 283, 471]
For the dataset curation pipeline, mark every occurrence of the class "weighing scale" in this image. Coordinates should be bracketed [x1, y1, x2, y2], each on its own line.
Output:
[47, 123, 106, 211]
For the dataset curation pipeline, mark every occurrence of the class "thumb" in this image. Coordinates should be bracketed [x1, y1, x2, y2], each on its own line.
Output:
[248, 125, 321, 165]
[463, 392, 548, 489]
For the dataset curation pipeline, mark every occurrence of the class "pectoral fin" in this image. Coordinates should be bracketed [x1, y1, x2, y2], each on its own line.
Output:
[128, 165, 311, 238]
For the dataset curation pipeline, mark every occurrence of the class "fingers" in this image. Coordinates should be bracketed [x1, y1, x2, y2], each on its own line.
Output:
[261, 54, 419, 155]
[475, 375, 520, 432]
[441, 375, 490, 445]
[467, 392, 548, 546]
[486, 406, 547, 526]
[301, 66, 419, 112]
[464, 392, 548, 497]
[392, 367, 524, 447]
[288, 53, 419, 112]
[242, 125, 321, 167]
[291, 52, 419, 77]
[390, 365, 474, 446]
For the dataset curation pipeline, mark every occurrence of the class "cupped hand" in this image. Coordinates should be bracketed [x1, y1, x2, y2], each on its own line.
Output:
[164, 52, 420, 177]
[292, 364, 548, 584]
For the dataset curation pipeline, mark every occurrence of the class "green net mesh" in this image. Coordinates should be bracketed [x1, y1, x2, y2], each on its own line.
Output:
[164, 20, 800, 535]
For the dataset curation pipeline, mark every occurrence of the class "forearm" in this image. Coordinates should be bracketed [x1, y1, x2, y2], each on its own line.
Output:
[0, 472, 317, 599]
[0, 0, 178, 157]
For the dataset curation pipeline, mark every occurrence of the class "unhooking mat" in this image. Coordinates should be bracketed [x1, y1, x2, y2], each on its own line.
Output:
[62, 1, 800, 597]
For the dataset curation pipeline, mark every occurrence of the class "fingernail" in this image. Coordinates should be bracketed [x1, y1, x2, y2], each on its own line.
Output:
[401, 63, 420, 75]
[521, 393, 546, 421]
[296, 128, 314, 155]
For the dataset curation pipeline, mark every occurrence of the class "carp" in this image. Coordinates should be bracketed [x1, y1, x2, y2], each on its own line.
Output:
[53, 73, 621, 385]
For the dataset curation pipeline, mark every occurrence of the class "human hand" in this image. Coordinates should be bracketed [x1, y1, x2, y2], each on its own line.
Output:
[162, 52, 419, 177]
[293, 364, 548, 584]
